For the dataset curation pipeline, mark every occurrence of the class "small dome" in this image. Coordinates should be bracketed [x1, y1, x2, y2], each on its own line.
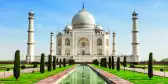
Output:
[95, 24, 103, 30]
[72, 9, 95, 29]
[28, 9, 34, 16]
[65, 24, 72, 30]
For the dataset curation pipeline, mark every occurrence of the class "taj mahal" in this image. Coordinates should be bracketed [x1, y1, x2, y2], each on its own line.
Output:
[26, 5, 139, 63]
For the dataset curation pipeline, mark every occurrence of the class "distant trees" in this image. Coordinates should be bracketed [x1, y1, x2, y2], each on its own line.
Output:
[63, 58, 66, 67]
[160, 58, 168, 62]
[53, 56, 56, 70]
[123, 56, 127, 71]
[108, 57, 111, 69]
[112, 56, 115, 70]
[59, 59, 62, 68]
[116, 57, 120, 71]
[40, 53, 45, 73]
[13, 50, 20, 80]
[48, 55, 52, 71]
[148, 52, 153, 79]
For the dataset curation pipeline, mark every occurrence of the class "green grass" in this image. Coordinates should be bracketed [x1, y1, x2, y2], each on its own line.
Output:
[92, 64, 168, 84]
[0, 65, 75, 84]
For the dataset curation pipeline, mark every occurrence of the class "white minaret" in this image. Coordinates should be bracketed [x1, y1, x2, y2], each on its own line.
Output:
[50, 32, 55, 56]
[132, 10, 139, 62]
[26, 10, 35, 62]
[112, 32, 116, 56]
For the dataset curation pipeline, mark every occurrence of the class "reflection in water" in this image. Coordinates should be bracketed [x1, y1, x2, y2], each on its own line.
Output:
[60, 64, 106, 84]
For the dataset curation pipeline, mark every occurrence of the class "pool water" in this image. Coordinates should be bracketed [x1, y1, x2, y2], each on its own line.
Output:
[59, 64, 107, 84]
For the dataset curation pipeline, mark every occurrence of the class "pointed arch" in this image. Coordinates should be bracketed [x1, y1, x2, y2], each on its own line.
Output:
[65, 38, 70, 46]
[58, 38, 62, 46]
[97, 48, 102, 55]
[58, 48, 61, 55]
[106, 39, 109, 46]
[97, 38, 102, 46]
[65, 48, 70, 55]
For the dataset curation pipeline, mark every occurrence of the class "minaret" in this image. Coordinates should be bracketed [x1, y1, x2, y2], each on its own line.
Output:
[50, 32, 55, 56]
[112, 32, 116, 56]
[132, 10, 139, 62]
[26, 9, 35, 62]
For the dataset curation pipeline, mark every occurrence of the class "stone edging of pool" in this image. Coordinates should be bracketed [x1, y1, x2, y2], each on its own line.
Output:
[89, 65, 133, 84]
[88, 65, 115, 84]
[36, 65, 76, 84]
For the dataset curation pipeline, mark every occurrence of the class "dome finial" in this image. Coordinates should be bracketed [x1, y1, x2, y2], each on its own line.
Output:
[82, 2, 85, 10]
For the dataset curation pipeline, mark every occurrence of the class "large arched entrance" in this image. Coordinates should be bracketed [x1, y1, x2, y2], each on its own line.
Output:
[77, 37, 89, 55]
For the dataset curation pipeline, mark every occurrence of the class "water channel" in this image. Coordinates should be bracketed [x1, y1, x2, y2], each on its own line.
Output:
[59, 64, 107, 84]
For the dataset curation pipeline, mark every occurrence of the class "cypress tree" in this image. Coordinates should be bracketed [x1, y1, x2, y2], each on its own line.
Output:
[13, 50, 20, 80]
[123, 56, 127, 71]
[56, 58, 58, 65]
[40, 53, 45, 73]
[108, 57, 112, 69]
[53, 56, 56, 70]
[63, 58, 66, 67]
[48, 55, 52, 71]
[59, 59, 62, 68]
[100, 58, 102, 67]
[104, 58, 107, 68]
[112, 56, 115, 70]
[117, 57, 120, 71]
[148, 52, 153, 79]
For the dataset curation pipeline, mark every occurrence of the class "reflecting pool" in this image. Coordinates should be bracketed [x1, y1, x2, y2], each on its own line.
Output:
[59, 64, 107, 84]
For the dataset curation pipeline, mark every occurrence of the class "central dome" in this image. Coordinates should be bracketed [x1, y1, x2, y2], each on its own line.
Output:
[72, 9, 96, 29]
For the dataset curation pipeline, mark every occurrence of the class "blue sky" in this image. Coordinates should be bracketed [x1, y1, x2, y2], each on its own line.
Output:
[0, 0, 168, 61]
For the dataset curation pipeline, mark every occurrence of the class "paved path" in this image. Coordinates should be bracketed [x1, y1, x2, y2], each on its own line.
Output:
[122, 67, 168, 77]
[36, 67, 75, 84]
[0, 68, 39, 78]
[93, 67, 133, 84]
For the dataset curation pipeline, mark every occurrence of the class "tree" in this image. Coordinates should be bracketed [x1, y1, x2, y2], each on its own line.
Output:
[13, 50, 20, 80]
[112, 56, 115, 70]
[152, 59, 157, 62]
[53, 56, 56, 70]
[160, 58, 168, 62]
[108, 57, 112, 69]
[123, 56, 127, 71]
[59, 59, 62, 68]
[104, 58, 107, 68]
[40, 53, 45, 73]
[56, 58, 58, 65]
[116, 57, 120, 71]
[148, 52, 153, 79]
[63, 58, 66, 67]
[48, 55, 52, 71]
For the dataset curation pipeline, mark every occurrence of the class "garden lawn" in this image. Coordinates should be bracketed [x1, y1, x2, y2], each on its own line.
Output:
[92, 64, 168, 84]
[0, 65, 75, 84]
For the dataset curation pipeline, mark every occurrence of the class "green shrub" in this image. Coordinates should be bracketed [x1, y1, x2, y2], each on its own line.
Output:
[13, 50, 20, 80]
[53, 56, 56, 70]
[148, 52, 153, 79]
[116, 57, 120, 71]
[40, 53, 45, 73]
[48, 55, 52, 71]
[112, 56, 115, 70]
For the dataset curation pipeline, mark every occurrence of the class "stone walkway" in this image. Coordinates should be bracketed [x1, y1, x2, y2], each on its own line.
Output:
[0, 68, 39, 78]
[122, 67, 168, 77]
[36, 67, 75, 84]
[93, 67, 133, 84]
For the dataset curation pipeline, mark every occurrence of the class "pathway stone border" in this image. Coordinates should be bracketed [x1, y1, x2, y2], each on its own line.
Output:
[36, 66, 75, 84]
